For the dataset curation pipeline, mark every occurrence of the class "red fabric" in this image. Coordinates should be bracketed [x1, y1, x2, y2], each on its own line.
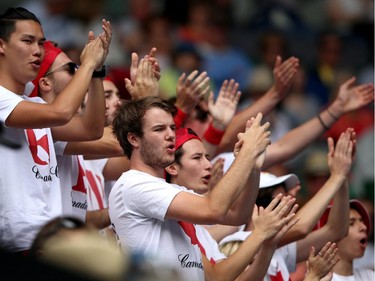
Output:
[203, 123, 225, 145]
[178, 221, 216, 265]
[174, 107, 187, 129]
[175, 127, 201, 151]
[30, 41, 62, 97]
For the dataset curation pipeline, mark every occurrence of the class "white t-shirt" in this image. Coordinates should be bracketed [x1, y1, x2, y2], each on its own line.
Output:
[195, 224, 226, 263]
[84, 158, 108, 210]
[332, 268, 374, 281]
[219, 230, 297, 281]
[0, 87, 63, 252]
[108, 170, 206, 281]
[56, 151, 88, 222]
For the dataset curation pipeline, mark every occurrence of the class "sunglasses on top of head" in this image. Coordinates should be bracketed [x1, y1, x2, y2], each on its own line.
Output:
[44, 62, 79, 77]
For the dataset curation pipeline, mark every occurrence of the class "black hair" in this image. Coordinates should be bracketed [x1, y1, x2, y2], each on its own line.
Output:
[0, 7, 41, 41]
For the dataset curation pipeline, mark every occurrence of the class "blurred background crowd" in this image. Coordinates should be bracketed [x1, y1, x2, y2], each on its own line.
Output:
[2, 0, 373, 254]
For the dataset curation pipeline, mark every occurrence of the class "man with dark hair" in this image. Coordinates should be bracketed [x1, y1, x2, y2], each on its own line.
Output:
[109, 96, 272, 280]
[0, 6, 111, 252]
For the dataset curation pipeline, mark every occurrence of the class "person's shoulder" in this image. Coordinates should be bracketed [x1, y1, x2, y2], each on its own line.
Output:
[354, 267, 374, 279]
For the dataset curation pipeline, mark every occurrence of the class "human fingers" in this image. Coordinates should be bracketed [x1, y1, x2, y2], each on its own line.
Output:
[184, 70, 200, 86]
[266, 193, 284, 212]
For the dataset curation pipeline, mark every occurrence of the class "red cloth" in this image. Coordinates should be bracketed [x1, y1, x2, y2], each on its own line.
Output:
[30, 41, 62, 97]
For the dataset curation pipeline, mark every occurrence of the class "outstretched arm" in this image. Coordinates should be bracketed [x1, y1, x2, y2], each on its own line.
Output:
[262, 77, 373, 169]
[8, 20, 111, 132]
[216, 56, 299, 154]
[166, 113, 271, 225]
[295, 130, 354, 262]
[204, 195, 298, 281]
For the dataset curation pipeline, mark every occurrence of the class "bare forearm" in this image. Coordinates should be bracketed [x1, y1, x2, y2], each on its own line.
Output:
[279, 174, 345, 246]
[209, 150, 257, 217]
[264, 110, 336, 169]
[82, 78, 106, 136]
[217, 88, 280, 154]
[236, 243, 276, 281]
[224, 168, 261, 225]
[52, 63, 97, 119]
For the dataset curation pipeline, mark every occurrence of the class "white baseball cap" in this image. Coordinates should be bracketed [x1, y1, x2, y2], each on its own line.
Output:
[260, 172, 300, 190]
[211, 153, 300, 191]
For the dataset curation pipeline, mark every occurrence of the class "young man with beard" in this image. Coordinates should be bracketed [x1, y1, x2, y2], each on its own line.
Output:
[109, 95, 274, 281]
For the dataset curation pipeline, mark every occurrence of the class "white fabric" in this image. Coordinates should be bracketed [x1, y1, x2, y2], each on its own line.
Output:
[195, 225, 226, 263]
[264, 243, 297, 281]
[109, 170, 206, 281]
[57, 152, 88, 221]
[84, 158, 108, 210]
[332, 268, 374, 281]
[218, 230, 297, 281]
[0, 89, 63, 252]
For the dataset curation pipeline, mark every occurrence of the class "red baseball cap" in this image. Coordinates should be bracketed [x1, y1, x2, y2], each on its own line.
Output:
[315, 199, 372, 234]
[30, 41, 62, 97]
[175, 127, 201, 151]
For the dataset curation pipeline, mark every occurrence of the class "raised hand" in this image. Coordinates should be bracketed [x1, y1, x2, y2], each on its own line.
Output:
[129, 47, 161, 86]
[252, 194, 299, 241]
[207, 157, 224, 192]
[125, 57, 159, 99]
[272, 56, 299, 99]
[240, 113, 272, 157]
[80, 19, 112, 70]
[305, 242, 339, 281]
[175, 70, 210, 114]
[328, 76, 374, 117]
[327, 129, 354, 178]
[208, 79, 241, 131]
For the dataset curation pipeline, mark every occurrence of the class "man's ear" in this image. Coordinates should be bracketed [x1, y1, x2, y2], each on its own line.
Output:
[127, 132, 139, 148]
[165, 164, 178, 176]
[39, 77, 52, 92]
[0, 39, 6, 54]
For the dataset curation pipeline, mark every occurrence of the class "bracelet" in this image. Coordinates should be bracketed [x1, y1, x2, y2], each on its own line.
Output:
[203, 123, 225, 145]
[317, 114, 329, 130]
[327, 107, 339, 121]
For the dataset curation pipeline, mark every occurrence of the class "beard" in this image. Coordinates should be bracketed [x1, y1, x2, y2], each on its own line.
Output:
[140, 138, 175, 169]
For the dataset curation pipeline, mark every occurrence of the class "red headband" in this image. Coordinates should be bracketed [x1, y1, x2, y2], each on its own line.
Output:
[30, 41, 62, 97]
[175, 127, 201, 151]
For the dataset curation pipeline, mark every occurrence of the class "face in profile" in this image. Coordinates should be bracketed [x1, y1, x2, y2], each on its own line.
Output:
[337, 208, 368, 261]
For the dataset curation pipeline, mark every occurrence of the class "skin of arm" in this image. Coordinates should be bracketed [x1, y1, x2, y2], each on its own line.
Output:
[6, 20, 111, 130]
[86, 208, 111, 229]
[166, 113, 271, 225]
[277, 130, 353, 246]
[52, 77, 106, 142]
[203, 195, 298, 281]
[65, 126, 123, 157]
[294, 131, 353, 262]
[262, 77, 373, 169]
[216, 56, 299, 156]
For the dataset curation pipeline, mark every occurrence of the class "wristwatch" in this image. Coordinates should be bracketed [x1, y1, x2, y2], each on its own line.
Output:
[92, 65, 106, 78]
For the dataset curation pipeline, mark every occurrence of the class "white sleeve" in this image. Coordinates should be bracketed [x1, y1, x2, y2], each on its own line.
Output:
[0, 88, 23, 123]
[278, 242, 297, 273]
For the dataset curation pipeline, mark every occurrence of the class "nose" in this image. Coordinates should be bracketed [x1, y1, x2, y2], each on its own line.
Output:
[204, 158, 213, 170]
[34, 42, 43, 57]
[359, 221, 367, 233]
[165, 127, 175, 141]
